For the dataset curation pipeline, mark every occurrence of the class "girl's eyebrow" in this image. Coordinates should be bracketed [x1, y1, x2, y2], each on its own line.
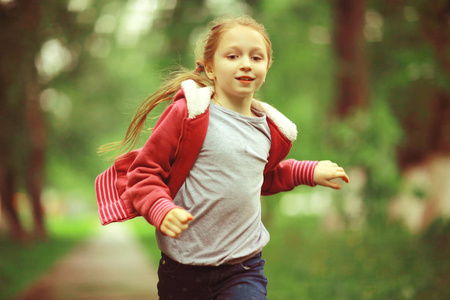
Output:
[223, 45, 266, 53]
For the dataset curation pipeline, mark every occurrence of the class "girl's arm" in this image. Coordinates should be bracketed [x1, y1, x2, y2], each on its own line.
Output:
[261, 159, 349, 195]
[261, 159, 317, 195]
[125, 100, 186, 231]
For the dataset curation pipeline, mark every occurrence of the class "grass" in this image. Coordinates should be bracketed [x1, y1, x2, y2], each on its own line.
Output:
[0, 215, 98, 300]
[131, 211, 449, 300]
[263, 215, 436, 300]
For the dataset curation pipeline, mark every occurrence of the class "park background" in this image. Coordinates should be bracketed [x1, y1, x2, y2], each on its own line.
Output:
[1, 0, 449, 299]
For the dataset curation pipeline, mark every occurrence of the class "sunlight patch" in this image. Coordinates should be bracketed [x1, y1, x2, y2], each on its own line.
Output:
[280, 191, 332, 217]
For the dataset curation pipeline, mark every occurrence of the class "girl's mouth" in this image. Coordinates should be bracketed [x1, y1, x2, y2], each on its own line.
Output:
[236, 77, 254, 84]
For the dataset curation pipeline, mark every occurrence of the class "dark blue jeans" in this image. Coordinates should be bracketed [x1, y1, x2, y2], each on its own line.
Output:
[157, 252, 268, 300]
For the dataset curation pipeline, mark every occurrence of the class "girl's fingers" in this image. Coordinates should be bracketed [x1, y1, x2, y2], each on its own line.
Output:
[164, 228, 181, 239]
[172, 210, 194, 224]
[162, 223, 184, 239]
[327, 180, 341, 190]
[169, 220, 189, 233]
[160, 209, 194, 239]
[162, 223, 180, 235]
[179, 212, 194, 224]
[315, 160, 350, 189]
[161, 209, 195, 239]
[185, 212, 194, 222]
[334, 168, 350, 183]
[342, 174, 350, 183]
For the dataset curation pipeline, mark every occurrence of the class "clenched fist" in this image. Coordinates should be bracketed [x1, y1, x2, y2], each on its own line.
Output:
[160, 208, 194, 239]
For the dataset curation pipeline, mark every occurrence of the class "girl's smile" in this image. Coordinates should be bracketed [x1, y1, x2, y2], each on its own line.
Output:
[206, 25, 269, 116]
[236, 76, 255, 84]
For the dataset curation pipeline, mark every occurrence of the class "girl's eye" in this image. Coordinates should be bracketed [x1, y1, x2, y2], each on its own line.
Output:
[228, 55, 238, 60]
[252, 56, 262, 61]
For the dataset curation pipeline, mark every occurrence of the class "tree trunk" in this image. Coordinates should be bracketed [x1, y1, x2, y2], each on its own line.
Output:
[21, 0, 47, 240]
[0, 0, 28, 242]
[0, 0, 46, 241]
[333, 0, 368, 116]
[420, 0, 450, 154]
[26, 82, 47, 240]
[0, 166, 27, 241]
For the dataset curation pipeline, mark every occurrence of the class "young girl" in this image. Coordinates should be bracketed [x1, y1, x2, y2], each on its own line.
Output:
[96, 15, 349, 300]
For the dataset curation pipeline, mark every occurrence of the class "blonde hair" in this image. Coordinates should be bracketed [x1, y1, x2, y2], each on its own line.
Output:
[99, 15, 273, 158]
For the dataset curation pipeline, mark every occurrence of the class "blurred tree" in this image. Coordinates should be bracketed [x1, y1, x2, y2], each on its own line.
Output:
[158, 0, 206, 68]
[402, 0, 450, 166]
[333, 0, 368, 116]
[369, 0, 450, 169]
[328, 0, 449, 226]
[331, 0, 401, 225]
[0, 0, 46, 241]
[0, 0, 96, 241]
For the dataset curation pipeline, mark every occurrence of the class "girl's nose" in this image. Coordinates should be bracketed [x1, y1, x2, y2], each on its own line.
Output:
[240, 57, 252, 71]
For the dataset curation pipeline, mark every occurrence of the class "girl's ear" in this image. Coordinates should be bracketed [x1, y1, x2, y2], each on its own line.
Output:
[205, 64, 215, 81]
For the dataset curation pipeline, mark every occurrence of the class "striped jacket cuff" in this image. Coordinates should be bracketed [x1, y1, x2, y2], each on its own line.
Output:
[149, 198, 180, 231]
[293, 160, 319, 187]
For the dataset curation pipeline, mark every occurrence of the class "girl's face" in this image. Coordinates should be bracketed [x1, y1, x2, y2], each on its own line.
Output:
[206, 25, 269, 104]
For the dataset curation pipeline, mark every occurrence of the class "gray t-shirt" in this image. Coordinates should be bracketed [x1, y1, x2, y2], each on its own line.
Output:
[156, 101, 272, 266]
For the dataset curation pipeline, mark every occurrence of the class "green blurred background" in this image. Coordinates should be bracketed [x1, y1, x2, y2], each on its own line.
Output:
[1, 0, 449, 299]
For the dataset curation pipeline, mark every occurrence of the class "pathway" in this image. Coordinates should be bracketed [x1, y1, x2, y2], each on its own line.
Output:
[16, 223, 159, 300]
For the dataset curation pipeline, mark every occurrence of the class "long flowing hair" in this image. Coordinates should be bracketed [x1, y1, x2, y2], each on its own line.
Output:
[98, 15, 273, 159]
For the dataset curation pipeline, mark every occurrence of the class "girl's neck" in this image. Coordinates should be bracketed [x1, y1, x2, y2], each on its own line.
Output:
[212, 92, 255, 117]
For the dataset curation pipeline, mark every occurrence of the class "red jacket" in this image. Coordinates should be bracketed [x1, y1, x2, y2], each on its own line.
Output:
[95, 80, 318, 231]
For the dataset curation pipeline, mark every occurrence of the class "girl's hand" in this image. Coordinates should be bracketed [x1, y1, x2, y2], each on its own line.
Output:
[160, 208, 194, 239]
[313, 160, 350, 190]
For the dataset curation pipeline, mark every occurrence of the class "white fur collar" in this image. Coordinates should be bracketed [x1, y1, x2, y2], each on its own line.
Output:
[181, 79, 297, 142]
[181, 80, 213, 119]
[251, 99, 298, 142]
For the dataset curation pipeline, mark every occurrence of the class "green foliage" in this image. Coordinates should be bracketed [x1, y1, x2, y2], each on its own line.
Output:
[325, 100, 403, 222]
[418, 218, 450, 300]
[264, 214, 438, 300]
[260, 0, 334, 160]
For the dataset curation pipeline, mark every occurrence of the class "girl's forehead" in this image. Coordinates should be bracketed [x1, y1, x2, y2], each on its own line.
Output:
[217, 25, 268, 51]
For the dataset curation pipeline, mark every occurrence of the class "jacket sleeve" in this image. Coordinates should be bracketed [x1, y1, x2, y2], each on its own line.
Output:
[261, 159, 318, 196]
[123, 100, 186, 231]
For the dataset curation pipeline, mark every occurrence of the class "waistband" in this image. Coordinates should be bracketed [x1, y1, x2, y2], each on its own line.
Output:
[161, 251, 262, 268]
